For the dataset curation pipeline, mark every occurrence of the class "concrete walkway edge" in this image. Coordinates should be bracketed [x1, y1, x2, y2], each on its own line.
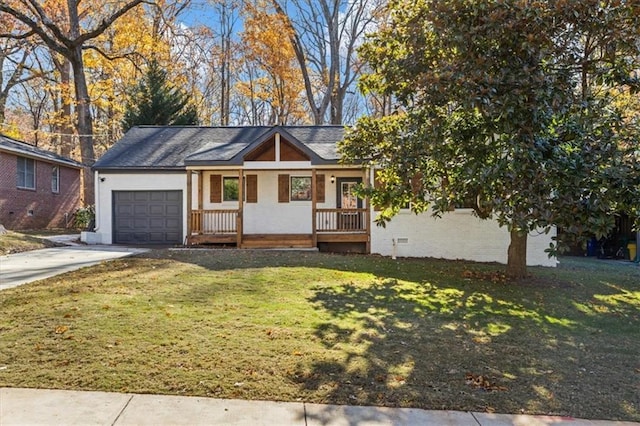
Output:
[1, 388, 638, 426]
[0, 237, 148, 290]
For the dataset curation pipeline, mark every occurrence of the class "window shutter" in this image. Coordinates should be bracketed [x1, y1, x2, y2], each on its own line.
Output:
[246, 174, 258, 203]
[278, 174, 289, 203]
[316, 174, 325, 203]
[210, 174, 221, 203]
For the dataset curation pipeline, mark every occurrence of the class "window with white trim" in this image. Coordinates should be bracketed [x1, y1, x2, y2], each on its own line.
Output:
[51, 165, 60, 193]
[17, 157, 35, 189]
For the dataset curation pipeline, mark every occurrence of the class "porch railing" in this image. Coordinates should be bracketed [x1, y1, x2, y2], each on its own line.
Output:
[316, 208, 368, 232]
[191, 209, 238, 234]
[191, 208, 367, 235]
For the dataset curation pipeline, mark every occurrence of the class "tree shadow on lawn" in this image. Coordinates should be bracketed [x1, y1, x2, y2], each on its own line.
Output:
[140, 249, 639, 421]
[295, 266, 637, 422]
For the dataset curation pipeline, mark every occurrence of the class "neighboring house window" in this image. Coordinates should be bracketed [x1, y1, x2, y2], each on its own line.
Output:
[17, 157, 35, 189]
[223, 177, 239, 201]
[51, 165, 60, 193]
[291, 176, 311, 201]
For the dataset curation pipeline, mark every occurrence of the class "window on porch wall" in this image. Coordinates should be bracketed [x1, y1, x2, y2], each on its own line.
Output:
[278, 174, 325, 203]
[209, 174, 258, 204]
[223, 177, 239, 201]
[291, 176, 311, 201]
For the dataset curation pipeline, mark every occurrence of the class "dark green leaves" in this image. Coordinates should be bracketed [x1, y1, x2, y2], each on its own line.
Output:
[341, 0, 640, 273]
[122, 59, 198, 131]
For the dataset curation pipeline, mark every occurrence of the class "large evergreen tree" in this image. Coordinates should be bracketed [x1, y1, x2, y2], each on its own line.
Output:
[341, 0, 640, 279]
[123, 60, 198, 130]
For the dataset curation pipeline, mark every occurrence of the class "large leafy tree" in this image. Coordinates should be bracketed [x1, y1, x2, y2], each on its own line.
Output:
[123, 60, 198, 130]
[341, 0, 640, 278]
[0, 0, 148, 202]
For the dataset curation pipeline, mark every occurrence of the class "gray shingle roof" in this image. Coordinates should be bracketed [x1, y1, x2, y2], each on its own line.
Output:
[93, 125, 346, 170]
[0, 133, 83, 169]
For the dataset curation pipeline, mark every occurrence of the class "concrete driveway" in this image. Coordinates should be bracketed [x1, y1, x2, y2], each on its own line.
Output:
[0, 241, 149, 291]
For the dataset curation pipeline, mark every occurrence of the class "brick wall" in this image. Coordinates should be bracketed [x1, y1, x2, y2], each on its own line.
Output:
[0, 151, 82, 230]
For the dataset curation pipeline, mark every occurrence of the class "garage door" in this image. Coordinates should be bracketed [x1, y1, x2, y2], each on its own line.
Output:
[113, 191, 183, 244]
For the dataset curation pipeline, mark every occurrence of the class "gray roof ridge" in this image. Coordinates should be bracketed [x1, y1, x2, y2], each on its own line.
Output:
[131, 124, 272, 129]
[185, 127, 274, 161]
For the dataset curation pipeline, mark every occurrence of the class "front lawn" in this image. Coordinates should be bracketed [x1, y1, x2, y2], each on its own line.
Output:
[0, 231, 59, 255]
[0, 250, 638, 421]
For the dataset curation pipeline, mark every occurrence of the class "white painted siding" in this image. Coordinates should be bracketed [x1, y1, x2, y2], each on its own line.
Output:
[370, 208, 557, 267]
[90, 169, 556, 267]
[202, 170, 312, 234]
[91, 172, 188, 244]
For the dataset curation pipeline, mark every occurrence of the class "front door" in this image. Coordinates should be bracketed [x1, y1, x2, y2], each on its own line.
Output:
[336, 178, 362, 230]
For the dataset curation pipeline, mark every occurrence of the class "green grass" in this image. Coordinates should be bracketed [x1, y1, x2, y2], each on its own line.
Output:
[0, 250, 638, 421]
[0, 231, 58, 255]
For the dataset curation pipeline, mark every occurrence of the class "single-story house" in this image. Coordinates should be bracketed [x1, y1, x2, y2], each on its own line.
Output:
[0, 133, 83, 230]
[87, 125, 556, 266]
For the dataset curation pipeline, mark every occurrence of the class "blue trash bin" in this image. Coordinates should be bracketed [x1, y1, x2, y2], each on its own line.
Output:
[586, 237, 599, 257]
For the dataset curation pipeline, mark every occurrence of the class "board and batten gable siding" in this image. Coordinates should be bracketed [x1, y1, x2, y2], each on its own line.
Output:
[92, 172, 188, 245]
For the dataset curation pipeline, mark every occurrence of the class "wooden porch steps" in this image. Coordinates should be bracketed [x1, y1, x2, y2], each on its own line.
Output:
[189, 234, 236, 245]
[240, 234, 314, 249]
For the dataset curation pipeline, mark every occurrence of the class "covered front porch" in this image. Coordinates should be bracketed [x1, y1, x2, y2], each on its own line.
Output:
[185, 168, 371, 252]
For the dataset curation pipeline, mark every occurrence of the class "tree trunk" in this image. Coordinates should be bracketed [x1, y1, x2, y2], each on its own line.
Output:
[507, 229, 528, 279]
[52, 57, 75, 158]
[70, 48, 95, 204]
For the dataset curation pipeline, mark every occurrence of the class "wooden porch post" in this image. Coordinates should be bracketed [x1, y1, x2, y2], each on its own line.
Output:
[237, 168, 243, 248]
[363, 167, 371, 253]
[197, 171, 203, 210]
[312, 169, 317, 247]
[186, 170, 193, 245]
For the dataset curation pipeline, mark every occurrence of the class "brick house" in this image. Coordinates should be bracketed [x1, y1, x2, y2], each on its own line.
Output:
[0, 134, 83, 230]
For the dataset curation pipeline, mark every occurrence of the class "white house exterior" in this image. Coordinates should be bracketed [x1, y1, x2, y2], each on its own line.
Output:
[86, 125, 556, 267]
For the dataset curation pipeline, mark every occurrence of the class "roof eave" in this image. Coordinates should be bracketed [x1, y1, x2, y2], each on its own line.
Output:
[0, 146, 84, 169]
[92, 166, 186, 172]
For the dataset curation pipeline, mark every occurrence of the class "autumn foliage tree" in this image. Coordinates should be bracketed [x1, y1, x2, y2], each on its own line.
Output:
[340, 0, 640, 279]
[239, 0, 306, 125]
[0, 0, 148, 202]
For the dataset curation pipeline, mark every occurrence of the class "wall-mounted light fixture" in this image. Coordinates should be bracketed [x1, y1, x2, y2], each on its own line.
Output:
[330, 175, 335, 184]
[100, 177, 106, 182]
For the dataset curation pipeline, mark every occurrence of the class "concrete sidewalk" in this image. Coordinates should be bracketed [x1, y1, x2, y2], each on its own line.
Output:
[1, 388, 637, 426]
[0, 238, 148, 290]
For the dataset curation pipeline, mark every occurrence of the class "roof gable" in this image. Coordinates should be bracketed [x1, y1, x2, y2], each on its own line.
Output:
[0, 133, 83, 169]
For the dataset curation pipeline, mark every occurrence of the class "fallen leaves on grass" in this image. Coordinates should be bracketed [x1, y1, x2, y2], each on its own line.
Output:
[465, 372, 508, 391]
[462, 270, 508, 283]
[54, 325, 69, 334]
